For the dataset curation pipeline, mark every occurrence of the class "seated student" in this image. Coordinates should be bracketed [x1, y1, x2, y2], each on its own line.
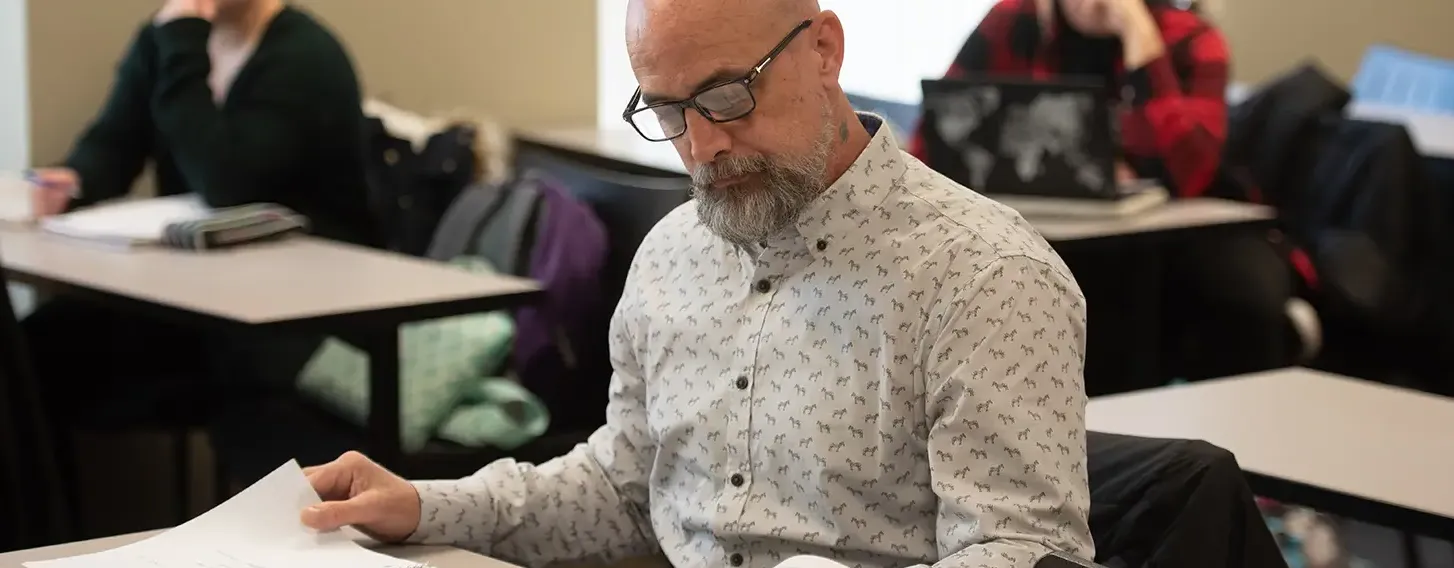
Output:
[297, 0, 1094, 566]
[22, 0, 372, 457]
[911, 0, 1292, 384]
[28, 0, 375, 245]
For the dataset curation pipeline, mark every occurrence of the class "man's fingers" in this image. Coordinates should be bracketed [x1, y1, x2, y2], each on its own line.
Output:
[300, 494, 381, 532]
[304, 461, 357, 501]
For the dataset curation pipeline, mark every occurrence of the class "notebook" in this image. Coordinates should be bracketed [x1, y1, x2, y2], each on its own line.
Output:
[24, 460, 430, 568]
[39, 194, 212, 246]
[38, 194, 309, 250]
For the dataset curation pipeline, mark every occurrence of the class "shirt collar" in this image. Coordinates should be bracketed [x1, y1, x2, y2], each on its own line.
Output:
[789, 112, 909, 257]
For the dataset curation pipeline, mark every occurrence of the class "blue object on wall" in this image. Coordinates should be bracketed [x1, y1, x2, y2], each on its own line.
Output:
[1352, 45, 1454, 113]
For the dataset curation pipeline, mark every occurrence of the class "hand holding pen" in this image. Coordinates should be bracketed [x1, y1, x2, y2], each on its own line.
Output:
[24, 167, 79, 219]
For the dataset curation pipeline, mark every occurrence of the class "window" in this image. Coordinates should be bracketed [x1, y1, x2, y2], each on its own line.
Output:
[595, 0, 996, 130]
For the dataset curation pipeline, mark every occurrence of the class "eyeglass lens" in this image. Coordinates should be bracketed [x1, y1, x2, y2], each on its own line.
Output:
[629, 82, 755, 141]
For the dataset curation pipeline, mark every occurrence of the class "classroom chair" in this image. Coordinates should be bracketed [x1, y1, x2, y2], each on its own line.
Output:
[208, 138, 693, 485]
[0, 257, 75, 550]
[846, 92, 922, 143]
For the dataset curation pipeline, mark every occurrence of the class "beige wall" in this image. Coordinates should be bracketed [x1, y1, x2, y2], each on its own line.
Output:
[1220, 0, 1454, 85]
[16, 0, 596, 168]
[10, 0, 1454, 169]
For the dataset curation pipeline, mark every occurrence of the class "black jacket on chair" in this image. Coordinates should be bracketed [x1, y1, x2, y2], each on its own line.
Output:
[1087, 432, 1287, 568]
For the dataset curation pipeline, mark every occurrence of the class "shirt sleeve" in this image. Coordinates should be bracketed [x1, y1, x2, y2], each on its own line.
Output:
[63, 23, 156, 208]
[1123, 19, 1230, 198]
[405, 284, 659, 565]
[913, 254, 1095, 568]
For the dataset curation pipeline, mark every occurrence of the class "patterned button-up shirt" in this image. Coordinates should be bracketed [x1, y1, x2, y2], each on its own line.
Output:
[409, 114, 1095, 568]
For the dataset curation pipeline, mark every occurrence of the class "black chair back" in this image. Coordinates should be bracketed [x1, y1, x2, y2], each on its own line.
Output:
[0, 255, 73, 550]
[510, 141, 691, 432]
[512, 141, 692, 319]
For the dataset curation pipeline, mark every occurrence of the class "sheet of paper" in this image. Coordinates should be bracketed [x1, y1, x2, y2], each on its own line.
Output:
[773, 555, 851, 568]
[0, 171, 33, 223]
[39, 194, 211, 244]
[25, 460, 423, 568]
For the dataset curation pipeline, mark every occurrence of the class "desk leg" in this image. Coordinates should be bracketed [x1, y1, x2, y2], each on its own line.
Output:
[1128, 244, 1165, 390]
[355, 327, 403, 467]
[1403, 532, 1423, 568]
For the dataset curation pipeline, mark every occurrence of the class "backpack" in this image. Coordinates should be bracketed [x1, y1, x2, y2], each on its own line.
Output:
[428, 173, 610, 429]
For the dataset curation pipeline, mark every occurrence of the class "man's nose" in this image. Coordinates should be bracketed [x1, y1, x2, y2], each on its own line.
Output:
[681, 112, 731, 166]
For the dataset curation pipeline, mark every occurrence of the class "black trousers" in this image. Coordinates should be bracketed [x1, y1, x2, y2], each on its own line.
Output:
[1069, 230, 1294, 394]
[21, 297, 318, 422]
[1163, 232, 1295, 380]
[20, 296, 319, 530]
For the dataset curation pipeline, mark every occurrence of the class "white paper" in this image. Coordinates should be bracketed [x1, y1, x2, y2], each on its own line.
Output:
[39, 194, 210, 244]
[773, 555, 851, 568]
[0, 171, 33, 223]
[25, 460, 422, 568]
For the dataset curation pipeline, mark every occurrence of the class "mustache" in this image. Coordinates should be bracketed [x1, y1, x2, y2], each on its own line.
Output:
[691, 155, 773, 188]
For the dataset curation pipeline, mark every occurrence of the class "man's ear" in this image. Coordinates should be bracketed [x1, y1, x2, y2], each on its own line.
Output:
[812, 11, 847, 84]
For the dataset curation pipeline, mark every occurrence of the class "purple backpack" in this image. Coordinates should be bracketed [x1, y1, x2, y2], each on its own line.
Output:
[428, 174, 609, 421]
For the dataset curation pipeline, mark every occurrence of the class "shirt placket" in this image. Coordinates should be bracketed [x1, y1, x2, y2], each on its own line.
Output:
[715, 247, 780, 568]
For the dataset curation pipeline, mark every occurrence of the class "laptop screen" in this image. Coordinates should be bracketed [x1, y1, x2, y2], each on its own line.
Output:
[920, 76, 1119, 199]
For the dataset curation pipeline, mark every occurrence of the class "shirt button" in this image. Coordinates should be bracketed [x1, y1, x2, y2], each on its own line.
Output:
[815, 239, 828, 251]
[735, 375, 749, 390]
[730, 473, 745, 487]
[730, 553, 744, 566]
[754, 279, 771, 293]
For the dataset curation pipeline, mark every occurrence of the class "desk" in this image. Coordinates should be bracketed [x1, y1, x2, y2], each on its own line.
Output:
[1088, 367, 1454, 542]
[516, 125, 1276, 394]
[514, 126, 1276, 244]
[0, 530, 518, 568]
[0, 227, 541, 465]
[1349, 103, 1454, 160]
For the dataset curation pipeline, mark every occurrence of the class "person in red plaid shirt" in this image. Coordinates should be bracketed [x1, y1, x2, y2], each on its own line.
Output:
[912, 0, 1296, 385]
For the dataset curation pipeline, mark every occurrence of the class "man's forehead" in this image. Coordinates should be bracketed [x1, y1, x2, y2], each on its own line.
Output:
[629, 14, 767, 99]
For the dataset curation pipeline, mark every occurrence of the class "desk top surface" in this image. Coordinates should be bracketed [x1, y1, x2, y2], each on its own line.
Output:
[1348, 103, 1454, 160]
[1088, 367, 1454, 519]
[515, 126, 1275, 241]
[0, 227, 540, 325]
[0, 531, 518, 568]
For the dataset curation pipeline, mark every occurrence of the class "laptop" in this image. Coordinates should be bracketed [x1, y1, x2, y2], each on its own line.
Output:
[920, 76, 1167, 216]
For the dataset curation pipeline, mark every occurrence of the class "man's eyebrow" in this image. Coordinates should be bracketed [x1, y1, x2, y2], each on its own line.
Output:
[640, 68, 749, 105]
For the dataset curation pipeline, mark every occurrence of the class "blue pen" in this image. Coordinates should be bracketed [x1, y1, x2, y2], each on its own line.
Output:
[22, 170, 76, 194]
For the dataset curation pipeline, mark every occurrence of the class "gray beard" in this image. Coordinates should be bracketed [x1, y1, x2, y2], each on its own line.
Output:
[691, 120, 836, 248]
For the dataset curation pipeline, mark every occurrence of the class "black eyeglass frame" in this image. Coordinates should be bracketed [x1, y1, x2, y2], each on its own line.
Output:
[622, 19, 815, 142]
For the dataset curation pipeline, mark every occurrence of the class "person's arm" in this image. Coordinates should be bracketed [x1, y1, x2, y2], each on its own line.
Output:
[908, 2, 1011, 160]
[148, 17, 315, 207]
[62, 25, 157, 208]
[913, 254, 1095, 568]
[405, 280, 658, 565]
[1119, 10, 1230, 197]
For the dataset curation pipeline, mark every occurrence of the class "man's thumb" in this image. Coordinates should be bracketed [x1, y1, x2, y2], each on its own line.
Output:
[301, 497, 375, 531]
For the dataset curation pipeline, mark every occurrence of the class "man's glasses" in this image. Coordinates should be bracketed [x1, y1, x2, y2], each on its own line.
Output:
[622, 19, 814, 142]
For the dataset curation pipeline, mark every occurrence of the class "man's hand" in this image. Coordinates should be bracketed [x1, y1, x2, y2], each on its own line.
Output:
[300, 451, 422, 543]
[154, 0, 217, 24]
[26, 167, 78, 219]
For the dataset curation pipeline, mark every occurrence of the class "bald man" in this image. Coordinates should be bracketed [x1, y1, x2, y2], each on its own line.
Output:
[298, 1, 1094, 567]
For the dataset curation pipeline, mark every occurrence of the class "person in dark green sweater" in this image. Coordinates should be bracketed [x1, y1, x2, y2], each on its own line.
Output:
[28, 0, 377, 246]
[22, 0, 376, 509]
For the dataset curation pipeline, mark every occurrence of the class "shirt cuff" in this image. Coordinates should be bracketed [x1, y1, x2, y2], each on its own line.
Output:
[150, 17, 212, 56]
[403, 479, 488, 545]
[1124, 53, 1181, 107]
